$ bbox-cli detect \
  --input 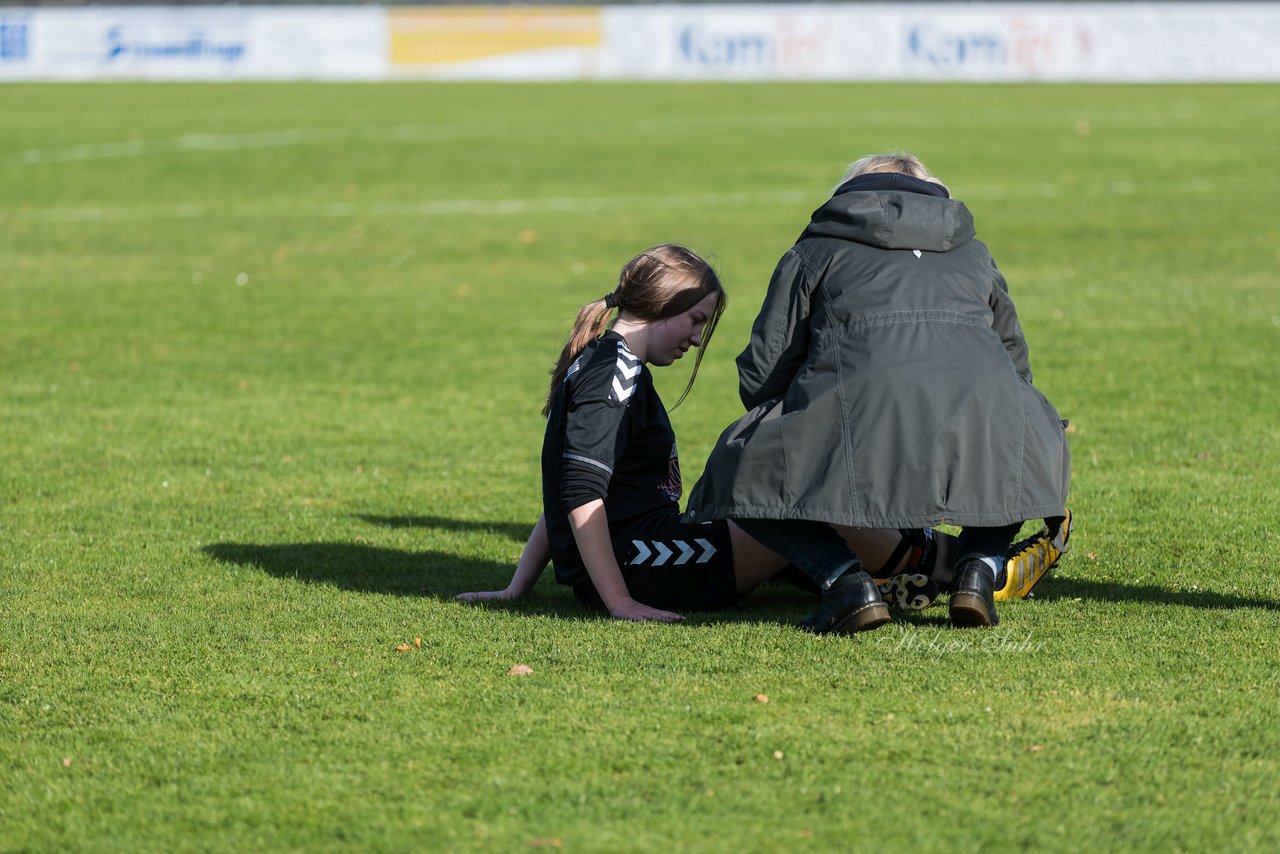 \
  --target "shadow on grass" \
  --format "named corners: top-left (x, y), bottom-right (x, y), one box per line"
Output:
top-left (202, 542), bottom-right (1276, 630)
top-left (202, 541), bottom-right (816, 627)
top-left (1036, 577), bottom-right (1280, 611)
top-left (355, 514), bottom-right (531, 542)
top-left (204, 542), bottom-right (522, 600)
